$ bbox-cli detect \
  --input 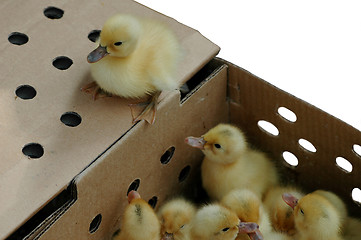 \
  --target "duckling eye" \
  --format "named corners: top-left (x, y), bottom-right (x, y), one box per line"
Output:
top-left (222, 227), bottom-right (229, 232)
top-left (300, 209), bottom-right (304, 215)
top-left (180, 225), bottom-right (185, 229)
top-left (214, 143), bottom-right (222, 149)
top-left (114, 41), bottom-right (123, 46)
